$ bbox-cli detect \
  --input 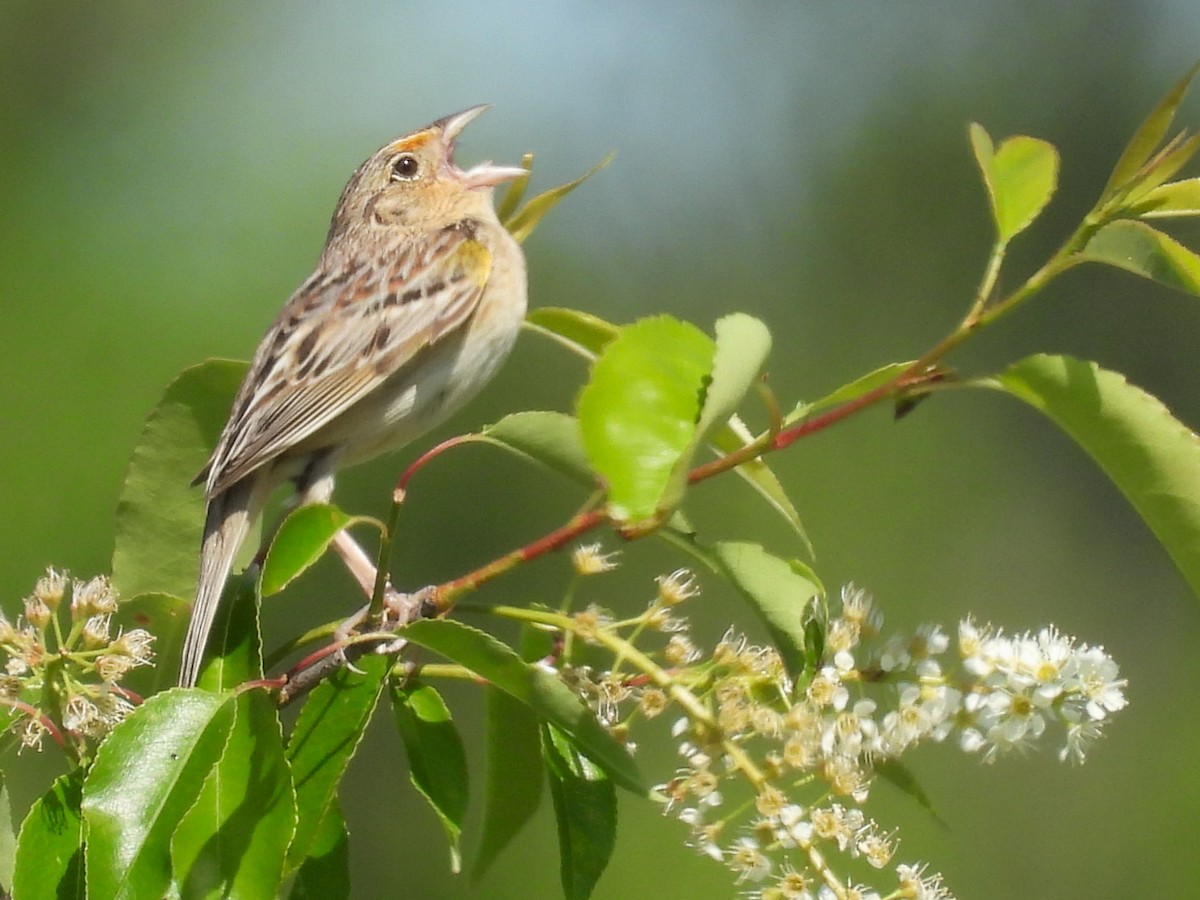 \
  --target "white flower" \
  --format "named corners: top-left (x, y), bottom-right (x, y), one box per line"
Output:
top-left (913, 624), bottom-right (949, 658)
top-left (896, 861), bottom-right (955, 899)
top-left (840, 584), bottom-right (878, 630)
top-left (807, 667), bottom-right (848, 711)
top-left (571, 542), bottom-right (619, 575)
top-left (1069, 646), bottom-right (1127, 720)
top-left (727, 836), bottom-right (772, 884)
top-left (958, 618), bottom-right (994, 676)
top-left (1059, 719), bottom-right (1104, 764)
top-left (855, 822), bottom-right (897, 869)
top-left (775, 803), bottom-right (813, 847)
top-left (656, 568), bottom-right (700, 606)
